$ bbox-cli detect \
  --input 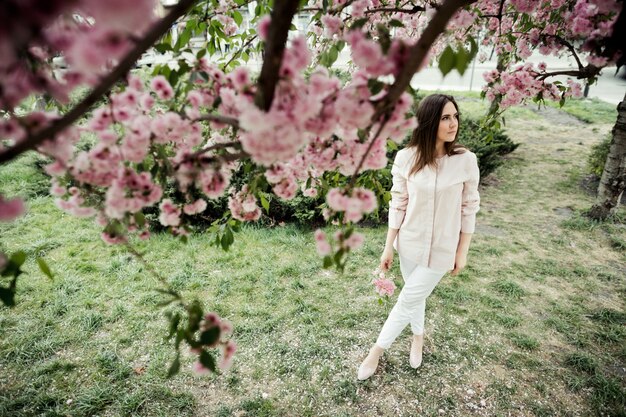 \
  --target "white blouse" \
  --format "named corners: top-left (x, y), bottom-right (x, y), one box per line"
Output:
top-left (389, 147), bottom-right (481, 272)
